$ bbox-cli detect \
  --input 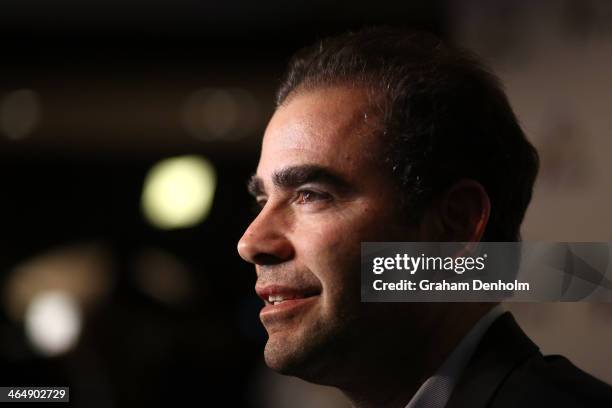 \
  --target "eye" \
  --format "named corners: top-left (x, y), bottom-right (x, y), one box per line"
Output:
top-left (256, 197), bottom-right (268, 207)
top-left (250, 196), bottom-right (267, 215)
top-left (295, 189), bottom-right (332, 205)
